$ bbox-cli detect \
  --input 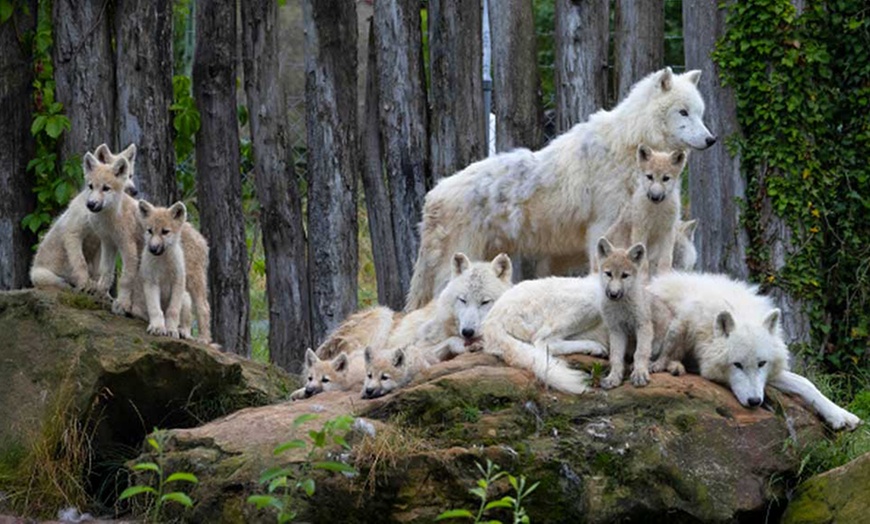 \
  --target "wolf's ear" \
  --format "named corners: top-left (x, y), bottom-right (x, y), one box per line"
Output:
top-left (169, 201), bottom-right (187, 223)
top-left (112, 157), bottom-right (130, 178)
top-left (120, 143), bottom-right (137, 163)
top-left (658, 67), bottom-right (674, 92)
top-left (392, 348), bottom-right (406, 368)
top-left (671, 150), bottom-right (687, 167)
top-left (94, 143), bottom-right (112, 164)
top-left (83, 152), bottom-right (98, 175)
top-left (714, 311), bottom-right (735, 338)
top-left (684, 69), bottom-right (702, 86)
top-left (762, 309), bottom-right (781, 335)
top-left (637, 144), bottom-right (652, 164)
top-left (597, 237), bottom-right (613, 261)
top-left (364, 346), bottom-right (374, 365)
top-left (138, 199), bottom-right (154, 219)
top-left (305, 348), bottom-right (318, 368)
top-left (332, 353), bottom-right (349, 373)
top-left (452, 253), bottom-right (471, 276)
top-left (680, 219), bottom-right (698, 240)
top-left (491, 253), bottom-right (512, 282)
top-left (628, 243), bottom-right (646, 265)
